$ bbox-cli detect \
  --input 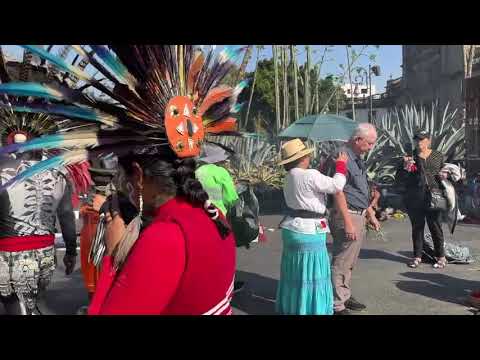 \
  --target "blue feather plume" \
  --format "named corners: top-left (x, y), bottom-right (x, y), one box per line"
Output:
top-left (21, 45), bottom-right (92, 82)
top-left (1, 103), bottom-right (118, 126)
top-left (90, 45), bottom-right (137, 88)
top-left (0, 150), bottom-right (88, 193)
